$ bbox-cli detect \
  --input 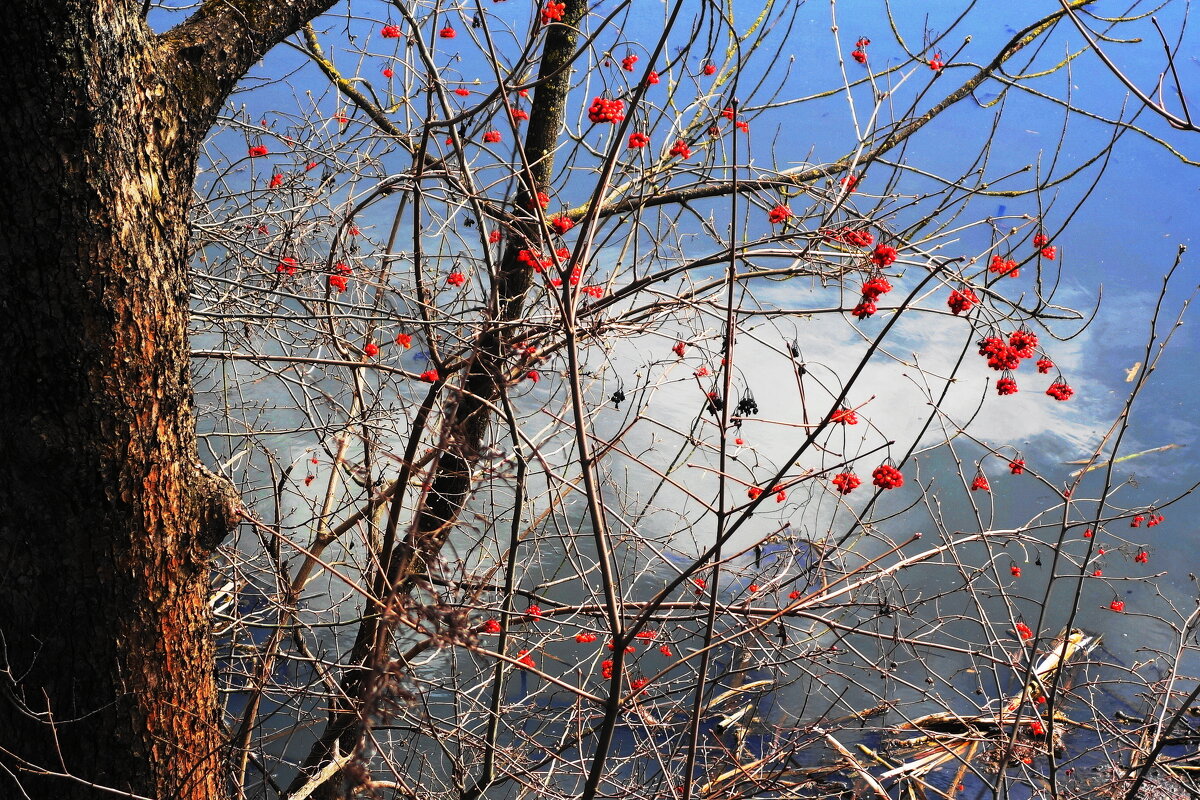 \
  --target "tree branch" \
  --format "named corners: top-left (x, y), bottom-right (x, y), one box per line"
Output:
top-left (155, 0), bottom-right (341, 135)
